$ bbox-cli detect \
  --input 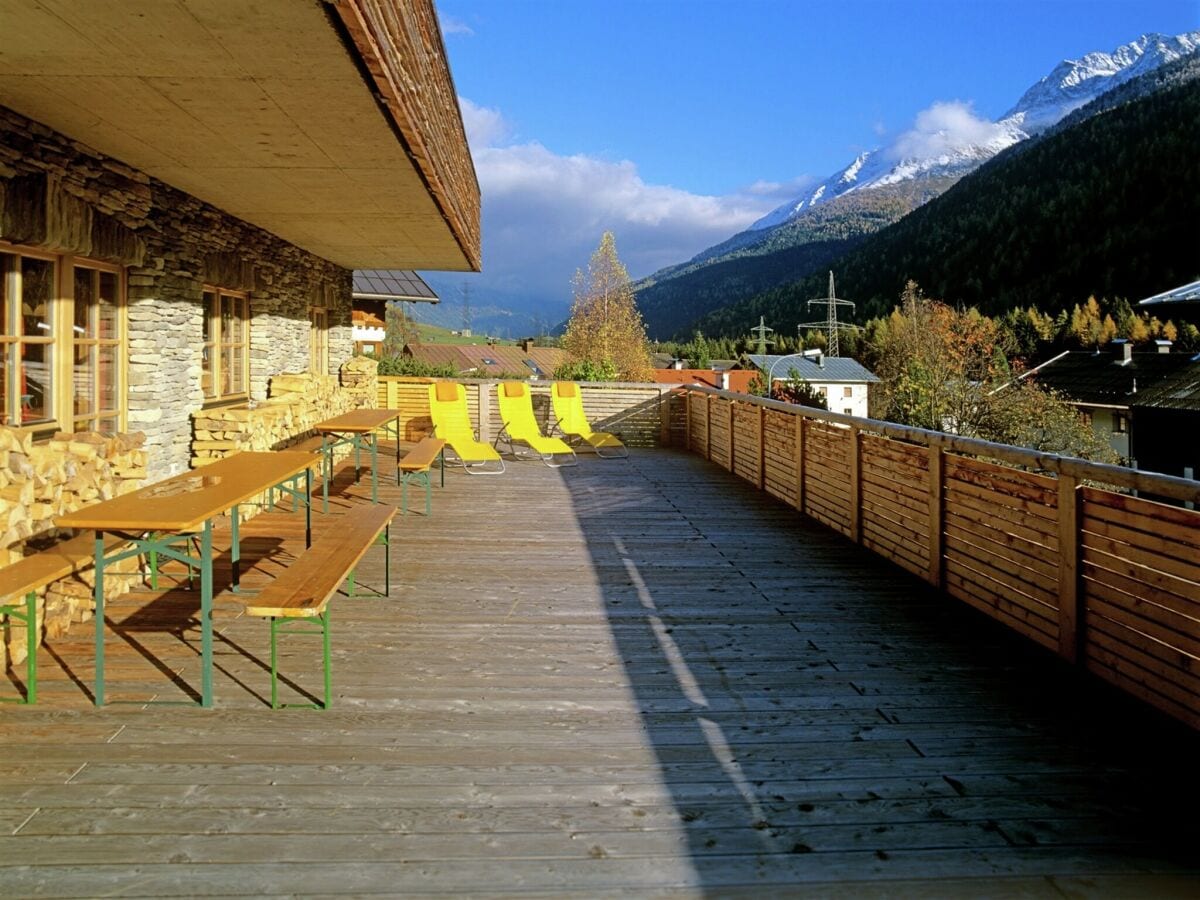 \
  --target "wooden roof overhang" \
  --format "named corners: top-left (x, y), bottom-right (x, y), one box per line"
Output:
top-left (0, 0), bottom-right (480, 272)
